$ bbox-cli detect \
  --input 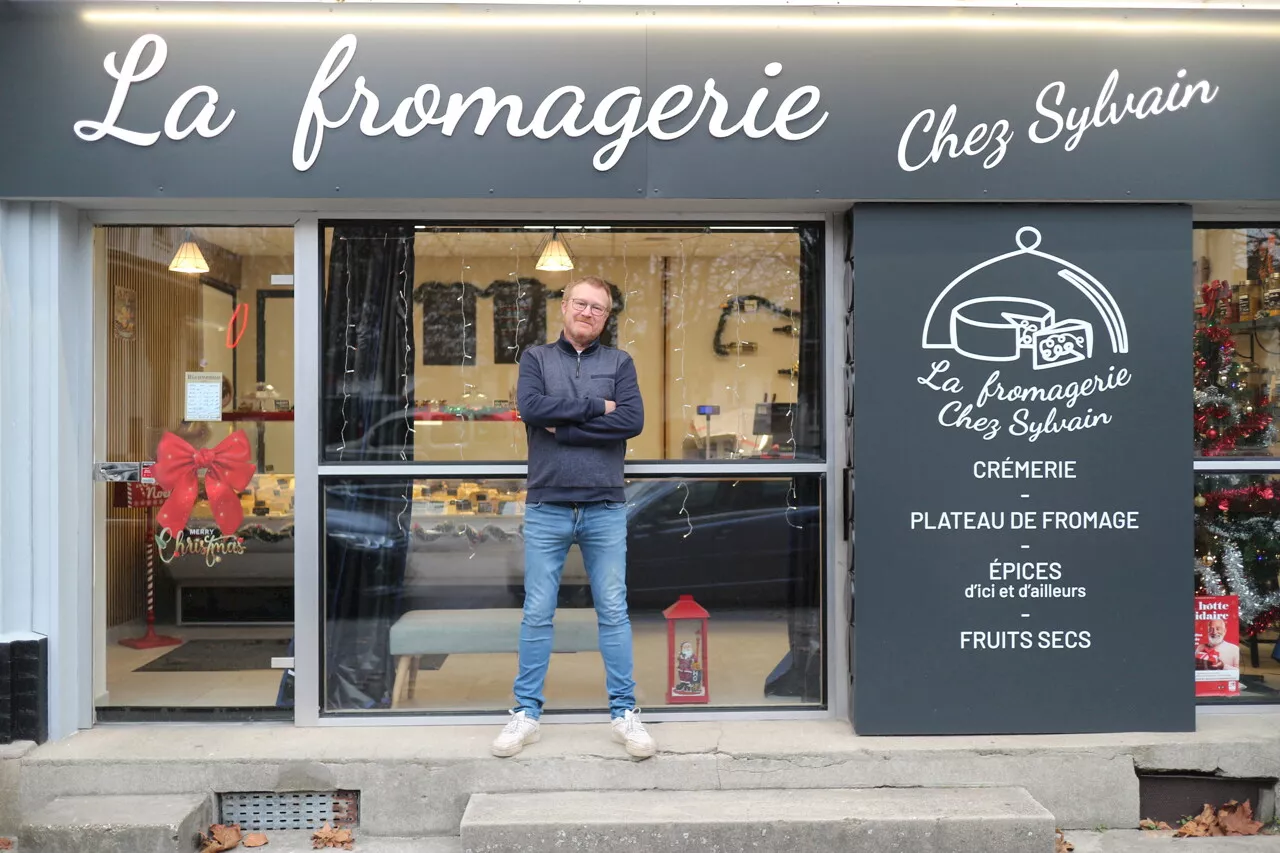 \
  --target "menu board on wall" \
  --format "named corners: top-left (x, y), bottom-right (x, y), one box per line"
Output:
top-left (852, 204), bottom-right (1192, 734)
top-left (491, 279), bottom-right (547, 364)
top-left (421, 282), bottom-right (477, 366)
